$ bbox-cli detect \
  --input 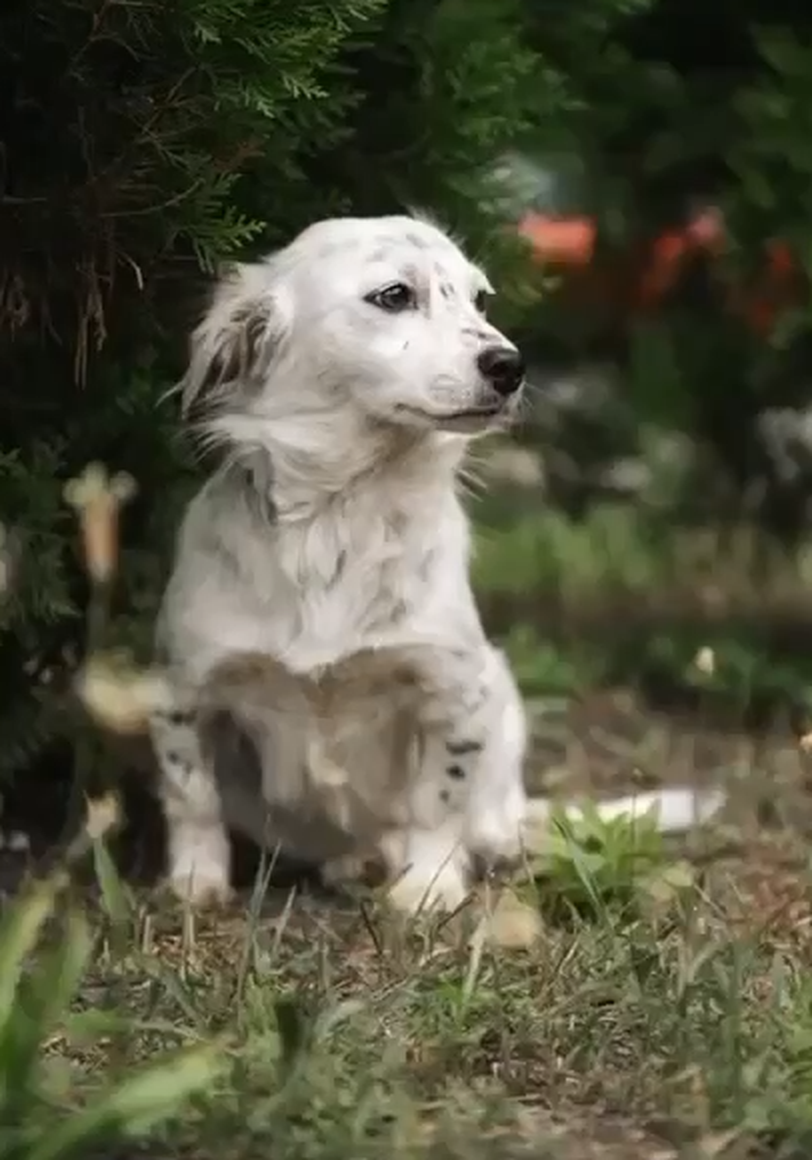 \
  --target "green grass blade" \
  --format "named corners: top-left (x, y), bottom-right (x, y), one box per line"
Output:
top-left (0, 879), bottom-right (63, 1034)
top-left (26, 1046), bottom-right (223, 1160)
top-left (91, 837), bottom-right (134, 929)
top-left (2, 909), bottom-right (92, 1109)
